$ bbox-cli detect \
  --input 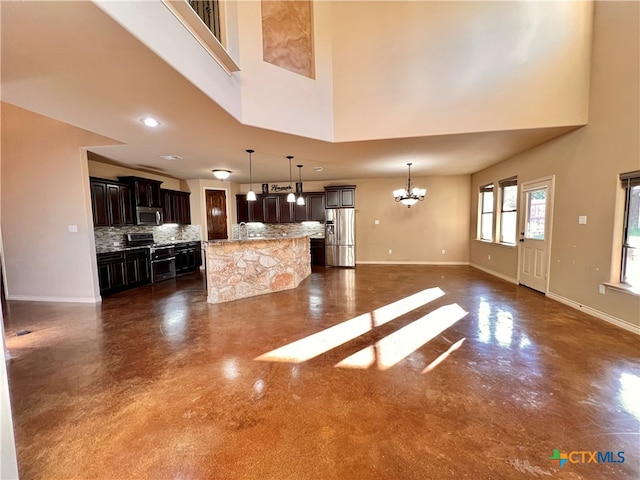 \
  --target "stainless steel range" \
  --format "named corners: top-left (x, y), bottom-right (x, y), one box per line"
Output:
top-left (126, 233), bottom-right (176, 284)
